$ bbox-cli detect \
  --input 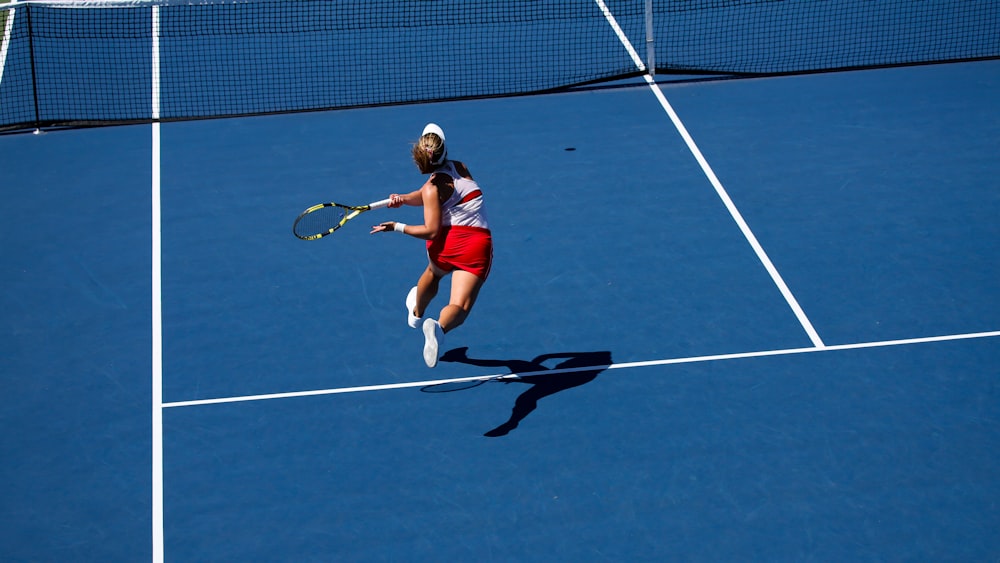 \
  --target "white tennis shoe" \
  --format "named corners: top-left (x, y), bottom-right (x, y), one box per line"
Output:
top-left (422, 319), bottom-right (444, 368)
top-left (405, 287), bottom-right (421, 329)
